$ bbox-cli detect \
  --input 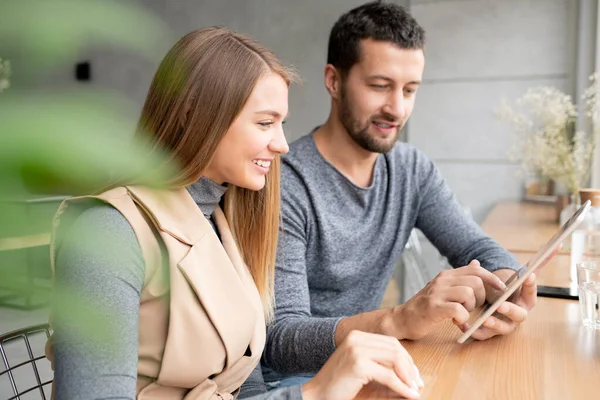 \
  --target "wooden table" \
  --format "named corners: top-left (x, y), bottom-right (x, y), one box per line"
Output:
top-left (358, 297), bottom-right (600, 399)
top-left (480, 201), bottom-right (565, 254)
top-left (358, 201), bottom-right (600, 399)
